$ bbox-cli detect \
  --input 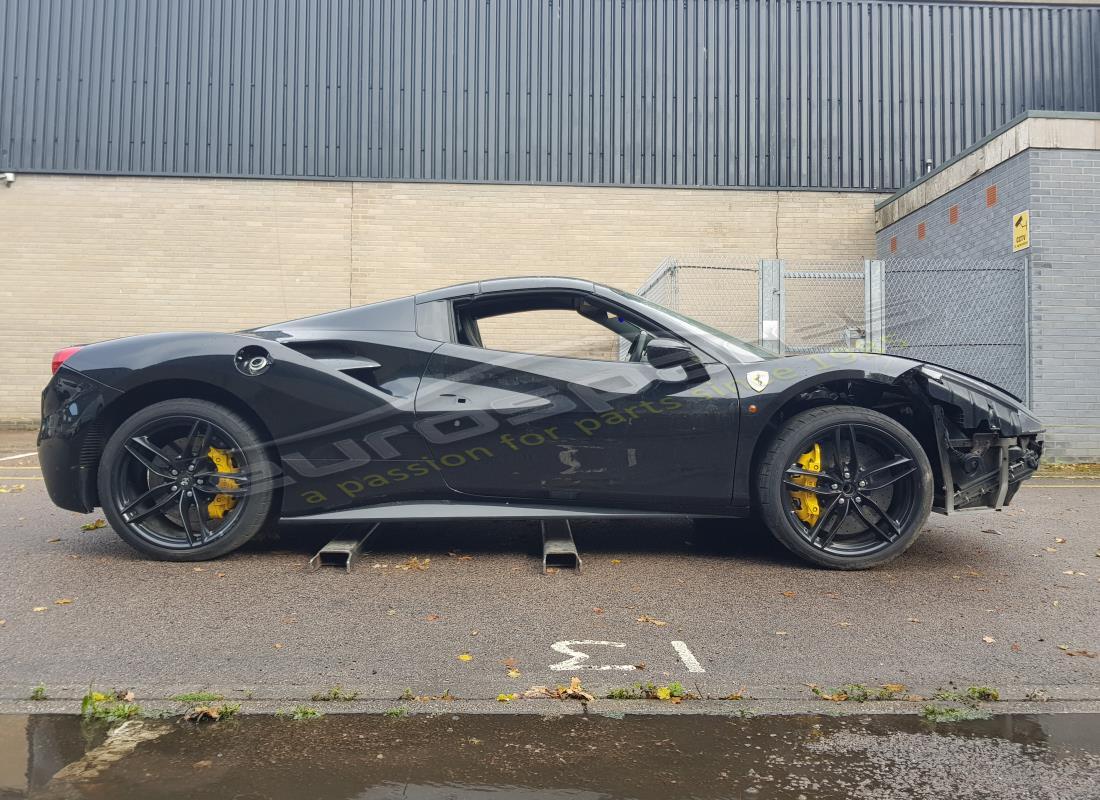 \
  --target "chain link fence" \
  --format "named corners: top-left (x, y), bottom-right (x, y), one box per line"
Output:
top-left (882, 258), bottom-right (1029, 400)
top-left (780, 262), bottom-right (867, 354)
top-left (634, 255), bottom-right (1029, 400)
